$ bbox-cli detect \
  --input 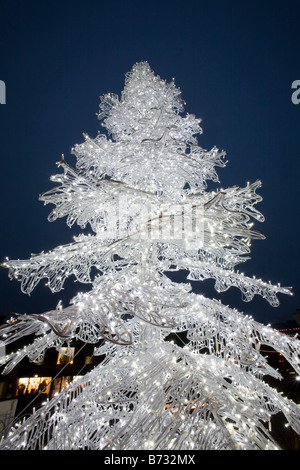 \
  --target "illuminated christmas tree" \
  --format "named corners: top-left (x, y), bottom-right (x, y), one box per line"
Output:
top-left (1, 62), bottom-right (300, 450)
